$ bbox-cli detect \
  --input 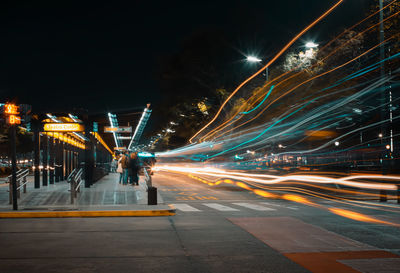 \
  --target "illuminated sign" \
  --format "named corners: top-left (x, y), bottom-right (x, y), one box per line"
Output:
top-left (117, 136), bottom-right (131, 139)
top-left (43, 123), bottom-right (84, 132)
top-left (138, 152), bottom-right (155, 158)
top-left (4, 103), bottom-right (19, 115)
top-left (7, 115), bottom-right (21, 125)
top-left (104, 126), bottom-right (132, 133)
top-left (113, 146), bottom-right (127, 150)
